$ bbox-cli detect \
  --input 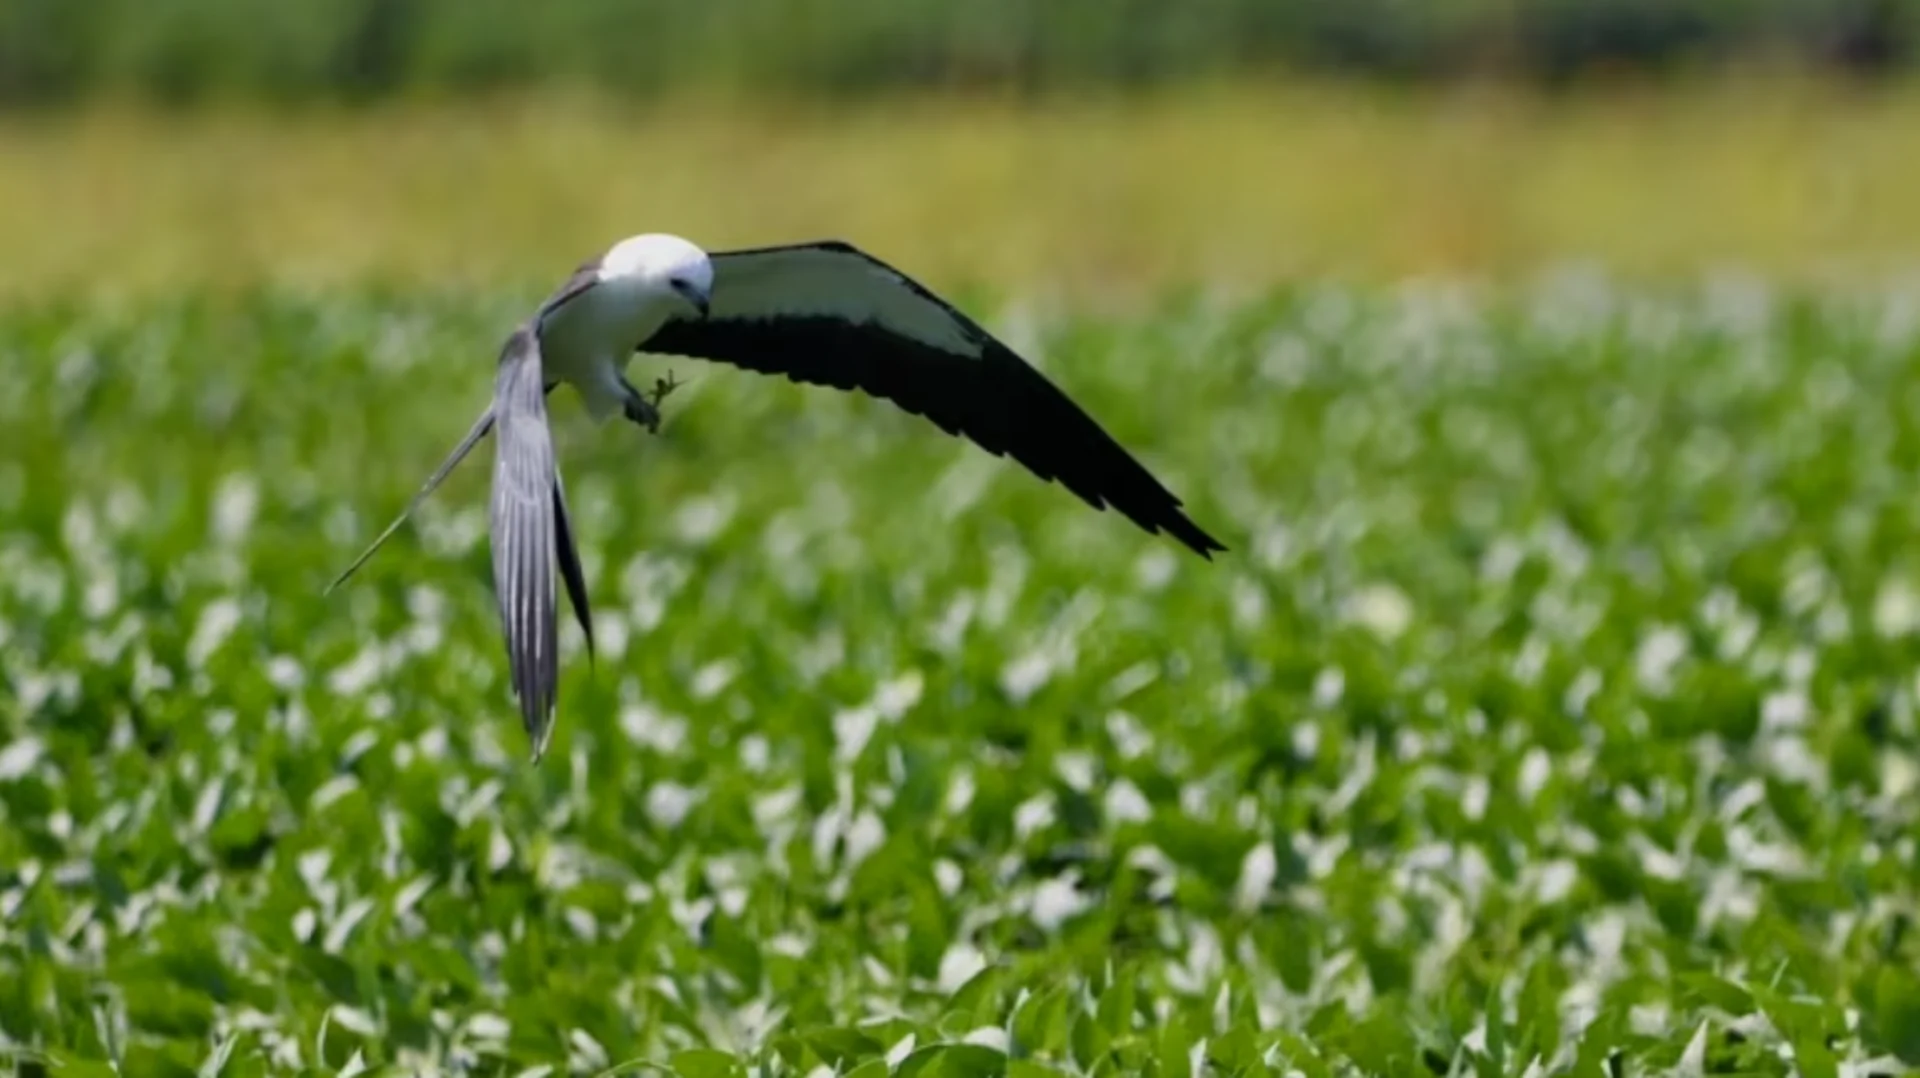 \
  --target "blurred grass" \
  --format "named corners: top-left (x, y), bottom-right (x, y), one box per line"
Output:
top-left (4, 76), bottom-right (1920, 302)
